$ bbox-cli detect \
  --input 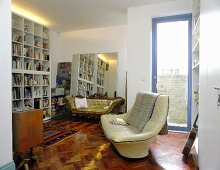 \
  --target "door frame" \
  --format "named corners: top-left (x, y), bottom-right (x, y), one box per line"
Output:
top-left (152, 14), bottom-right (192, 132)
